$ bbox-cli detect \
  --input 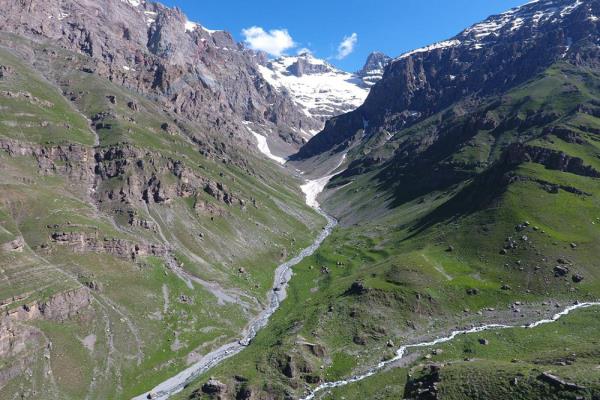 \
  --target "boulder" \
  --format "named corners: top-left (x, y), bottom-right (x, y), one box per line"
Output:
top-left (554, 265), bottom-right (569, 277)
top-left (538, 372), bottom-right (586, 390)
top-left (347, 281), bottom-right (368, 295)
top-left (353, 335), bottom-right (367, 345)
top-left (201, 378), bottom-right (227, 395)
